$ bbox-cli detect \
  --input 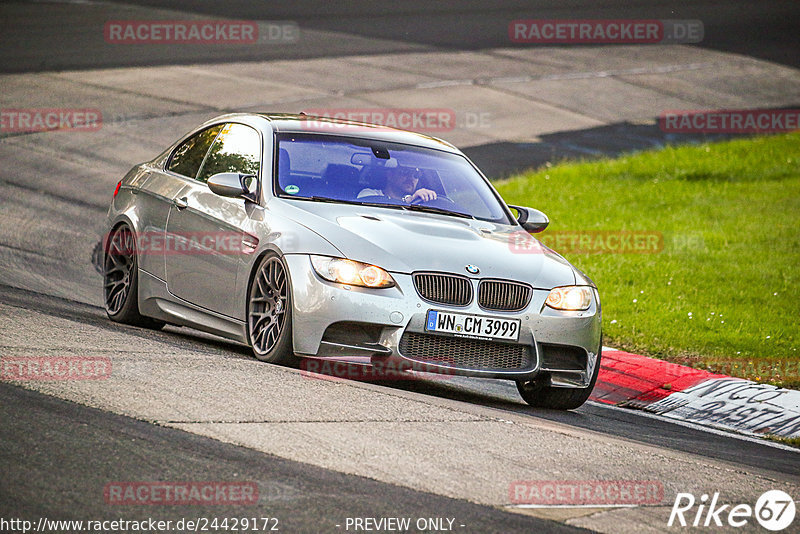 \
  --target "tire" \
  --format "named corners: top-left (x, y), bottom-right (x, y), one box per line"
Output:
top-left (516, 347), bottom-right (602, 410)
top-left (103, 224), bottom-right (165, 329)
top-left (247, 253), bottom-right (296, 365)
